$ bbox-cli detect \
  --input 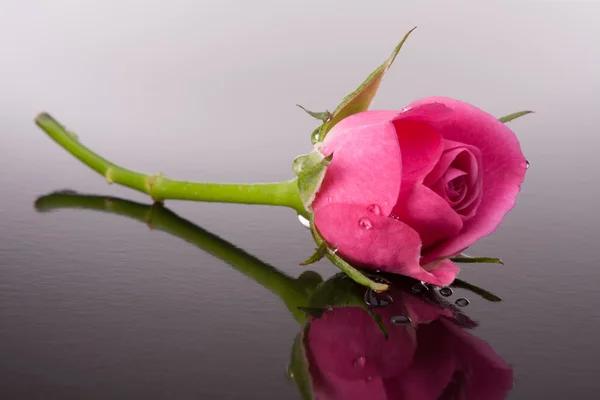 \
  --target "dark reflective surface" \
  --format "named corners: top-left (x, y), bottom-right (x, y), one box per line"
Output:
top-left (2, 2), bottom-right (600, 399)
